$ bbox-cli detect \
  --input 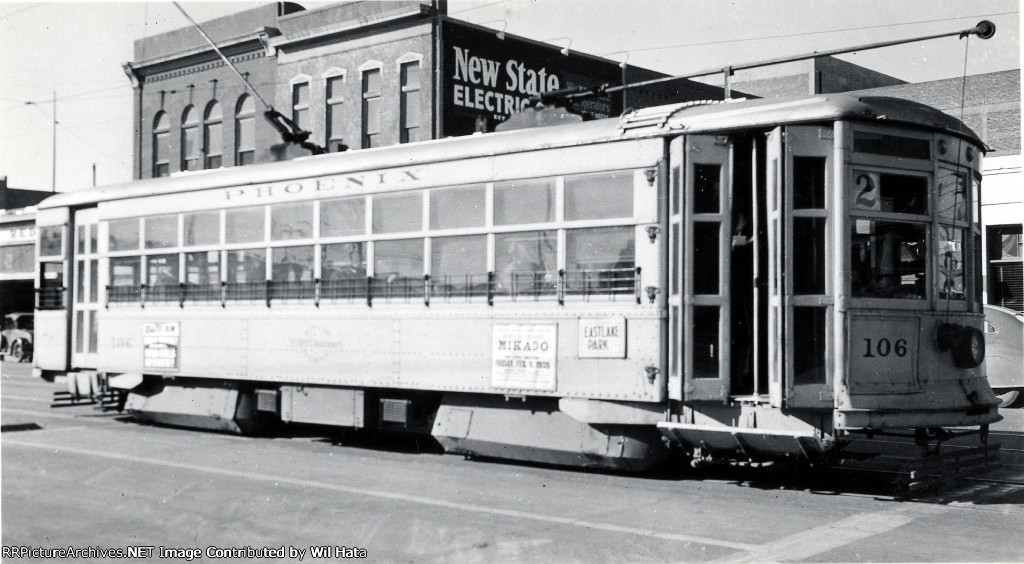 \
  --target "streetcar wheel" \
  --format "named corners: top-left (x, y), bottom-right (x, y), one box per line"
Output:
top-left (10, 340), bottom-right (24, 362)
top-left (997, 390), bottom-right (1021, 408)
